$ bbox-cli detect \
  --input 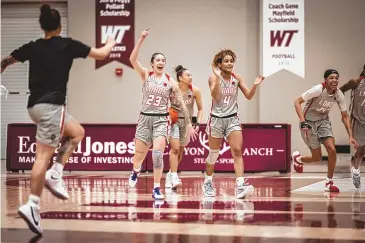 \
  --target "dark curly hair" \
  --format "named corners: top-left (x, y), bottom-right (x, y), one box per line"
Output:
top-left (212, 49), bottom-right (237, 67)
